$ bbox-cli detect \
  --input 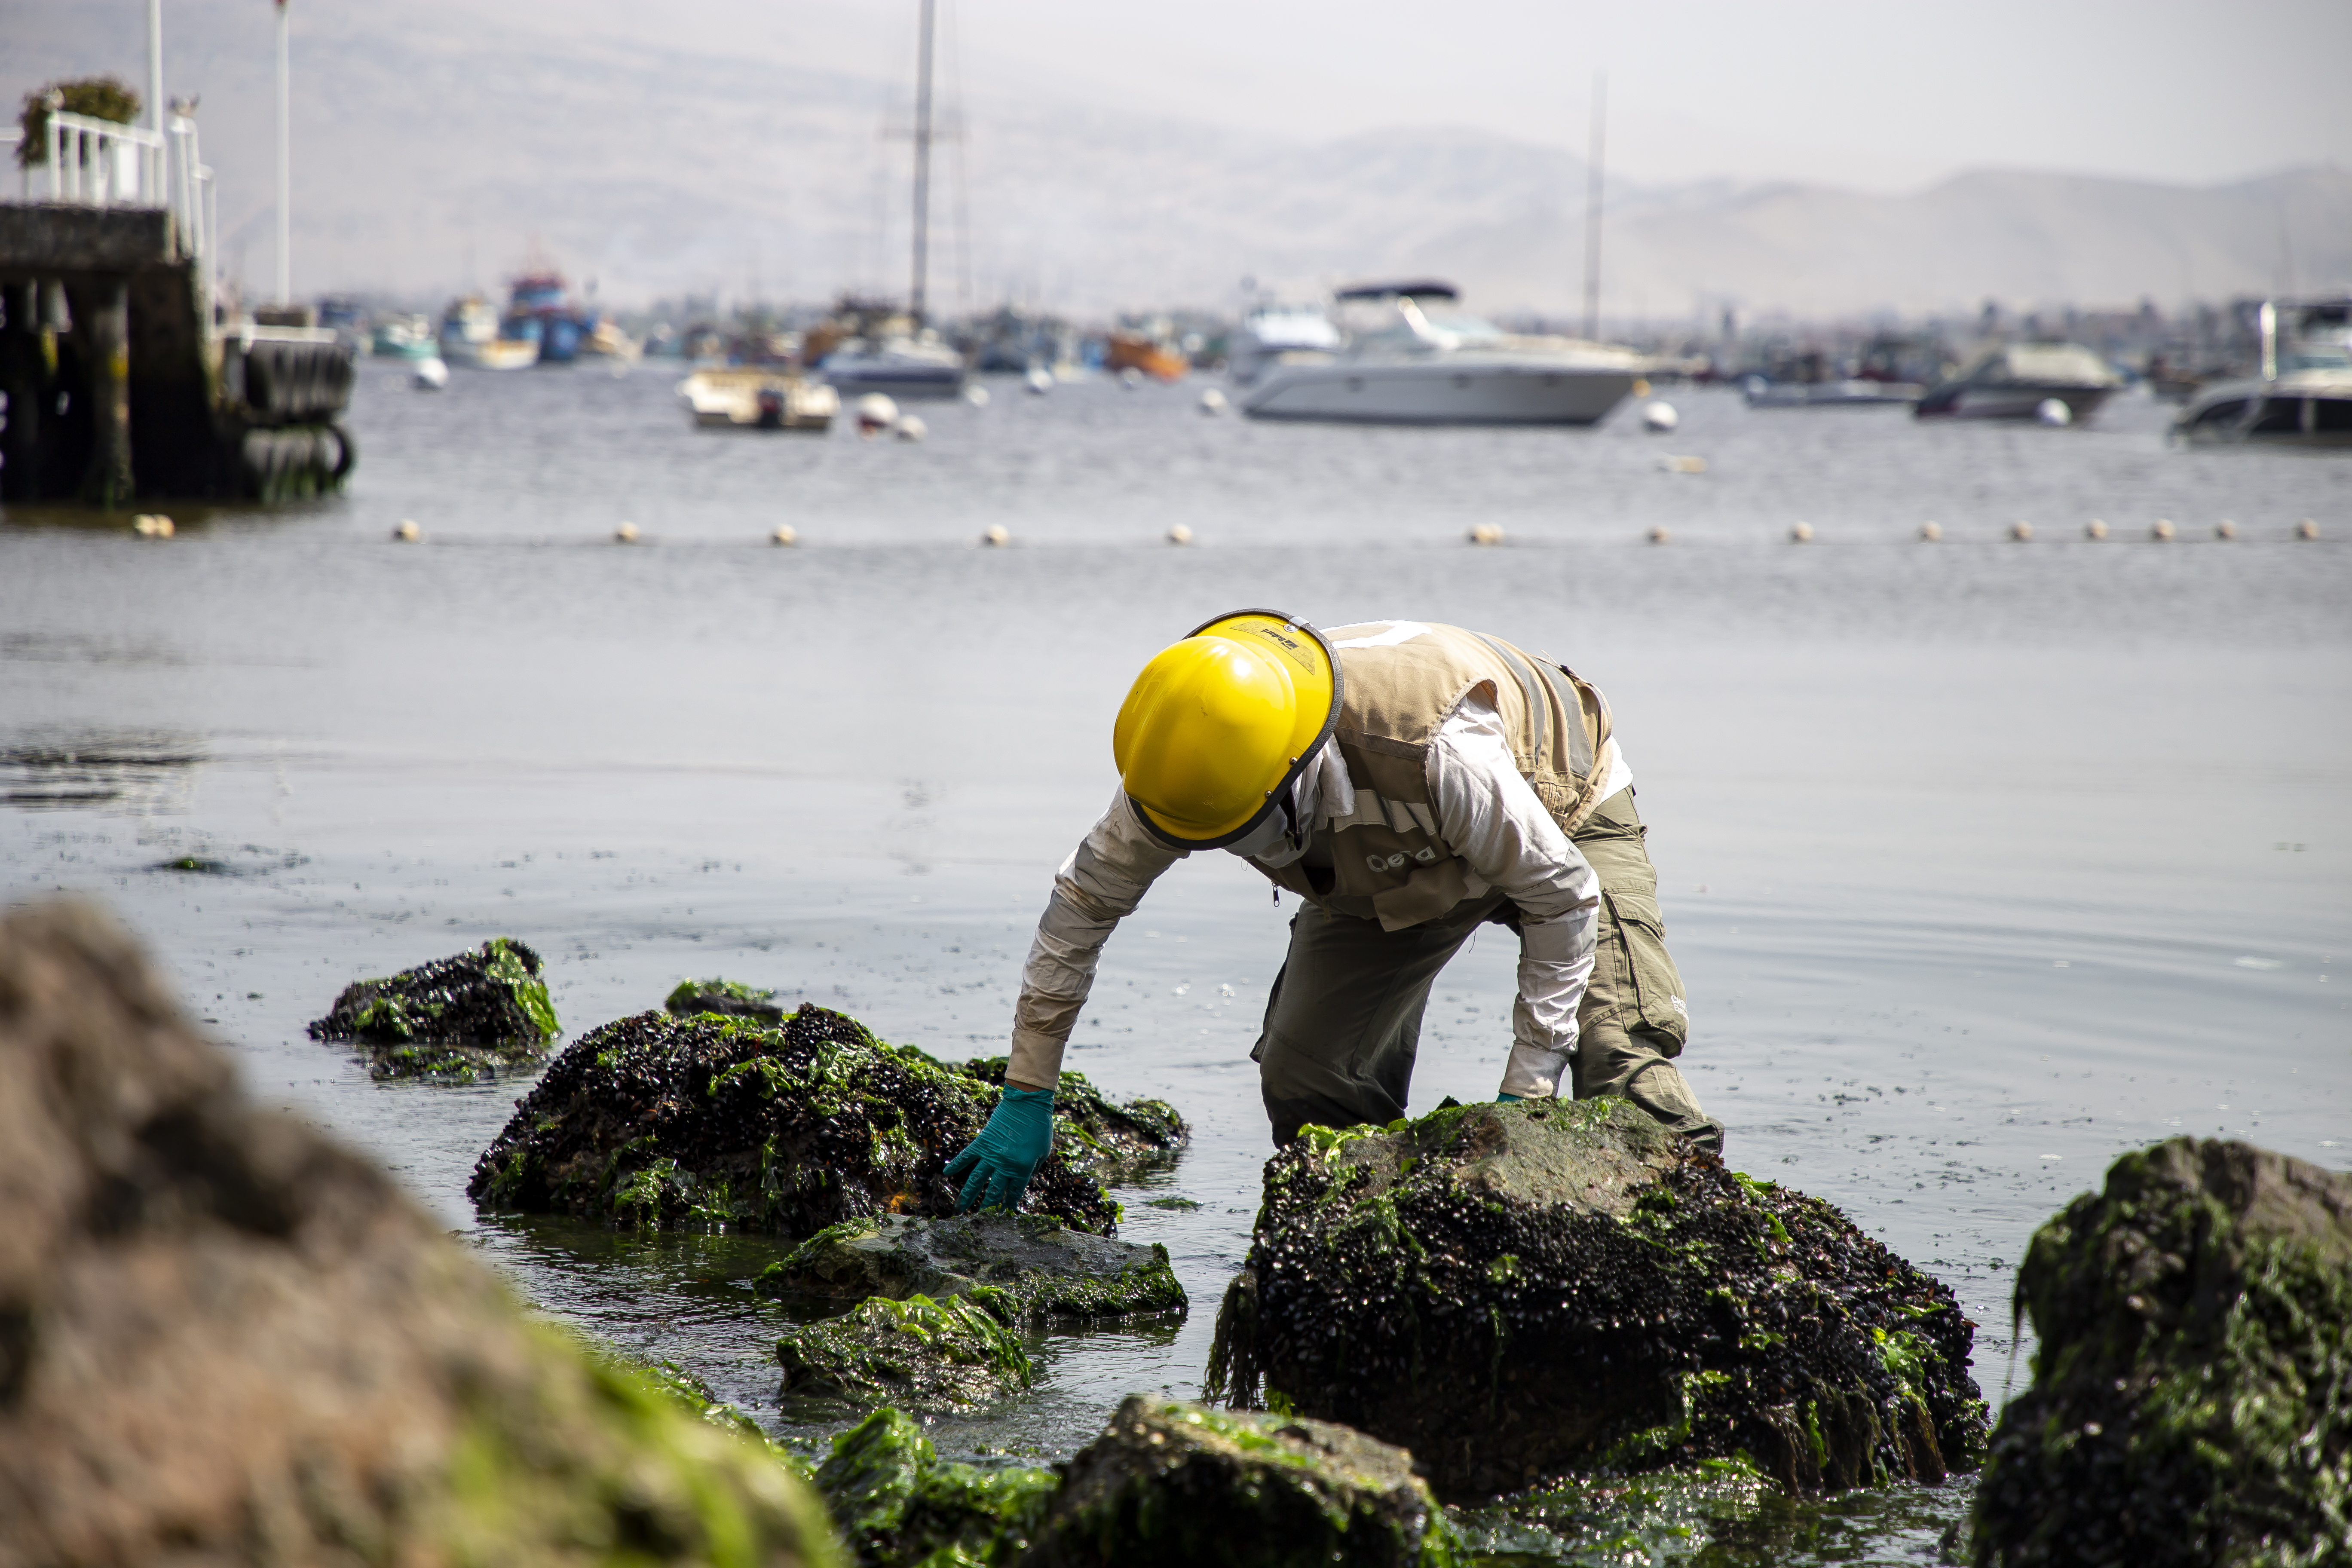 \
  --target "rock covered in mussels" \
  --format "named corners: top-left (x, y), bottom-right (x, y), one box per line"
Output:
top-left (1205, 1098), bottom-right (1987, 1500)
top-left (962, 1056), bottom-right (1189, 1182)
top-left (777, 1289), bottom-right (1032, 1410)
top-left (1025, 1396), bottom-right (1466, 1568)
top-left (1969, 1137), bottom-right (2352, 1568)
top-left (759, 1212), bottom-right (1185, 1319)
top-left (667, 975), bottom-right (786, 1023)
top-left (307, 936), bottom-right (558, 1081)
top-left (0, 899), bottom-right (832, 1567)
top-left (466, 1004), bottom-right (1118, 1238)
top-left (815, 1406), bottom-right (1058, 1568)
